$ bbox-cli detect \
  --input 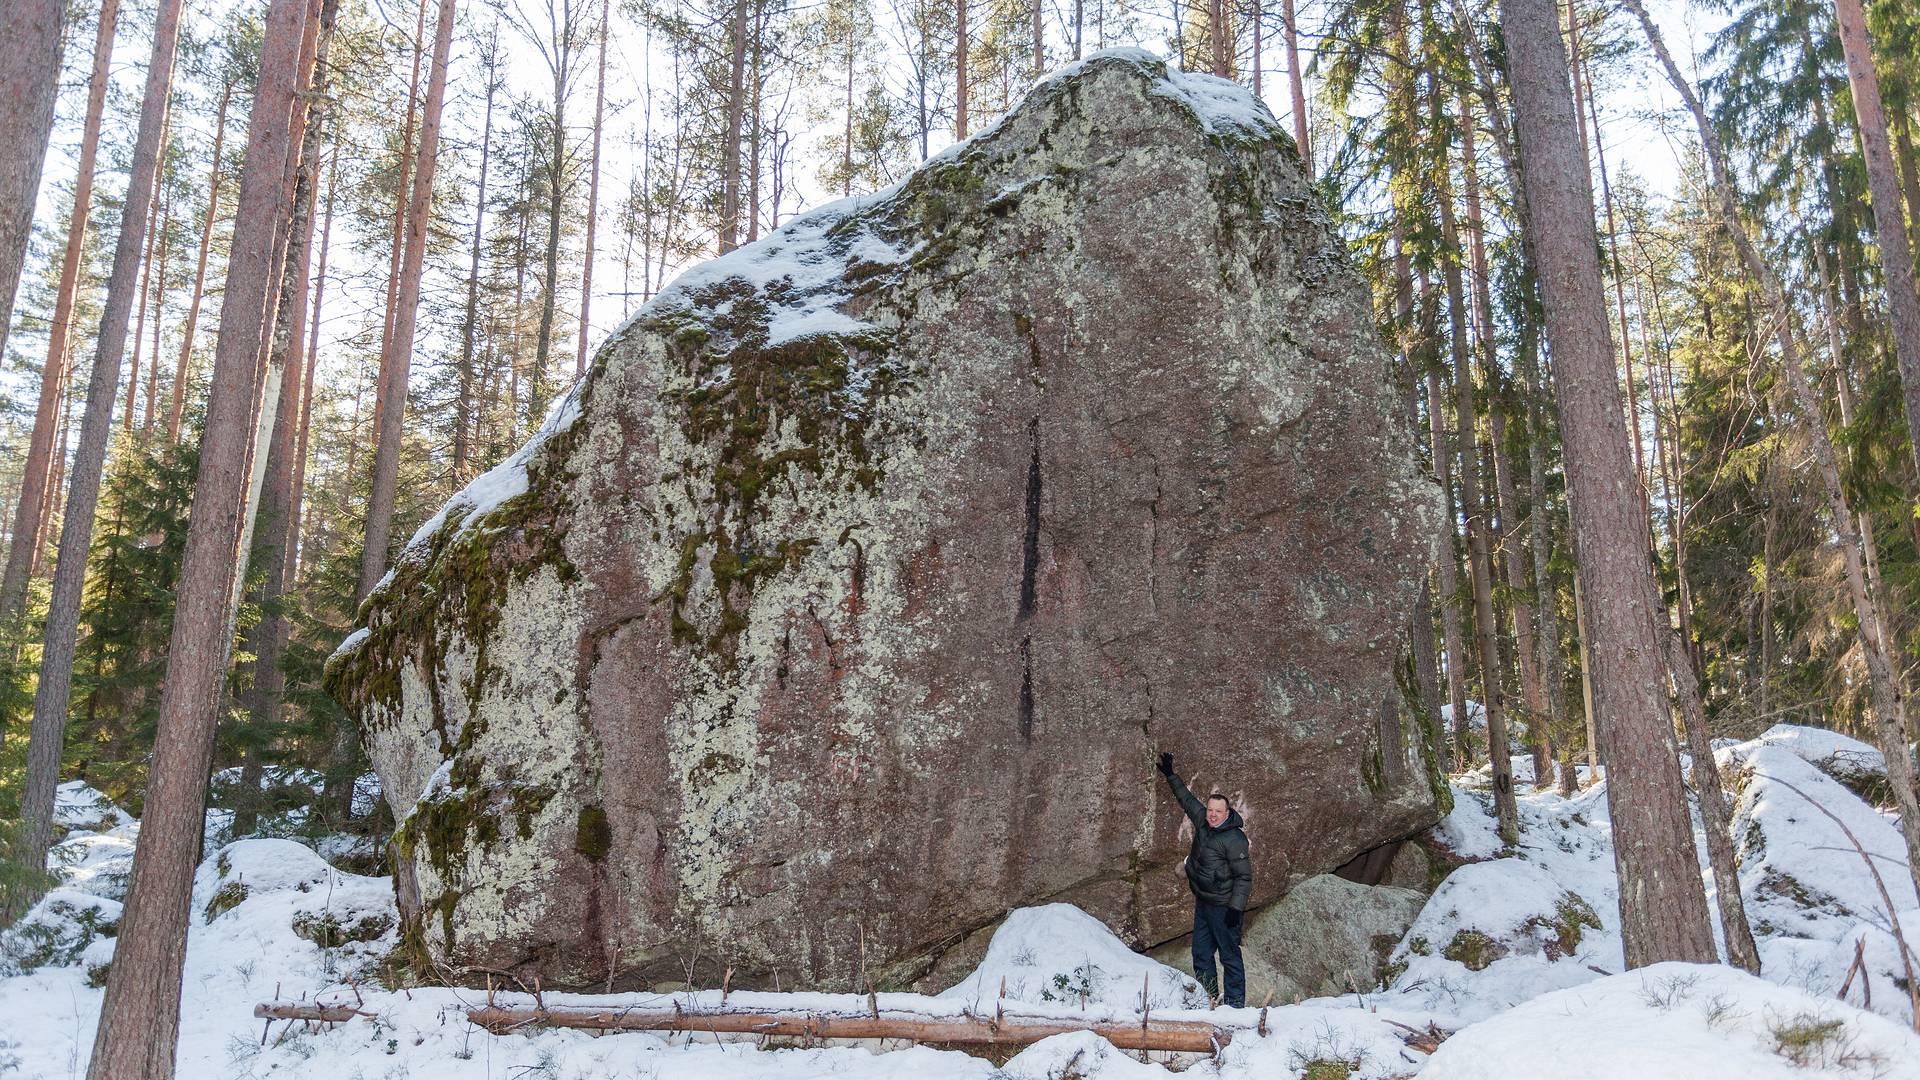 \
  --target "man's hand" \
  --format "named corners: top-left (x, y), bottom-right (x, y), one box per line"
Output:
top-left (1157, 752), bottom-right (1175, 777)
top-left (1225, 908), bottom-right (1242, 930)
